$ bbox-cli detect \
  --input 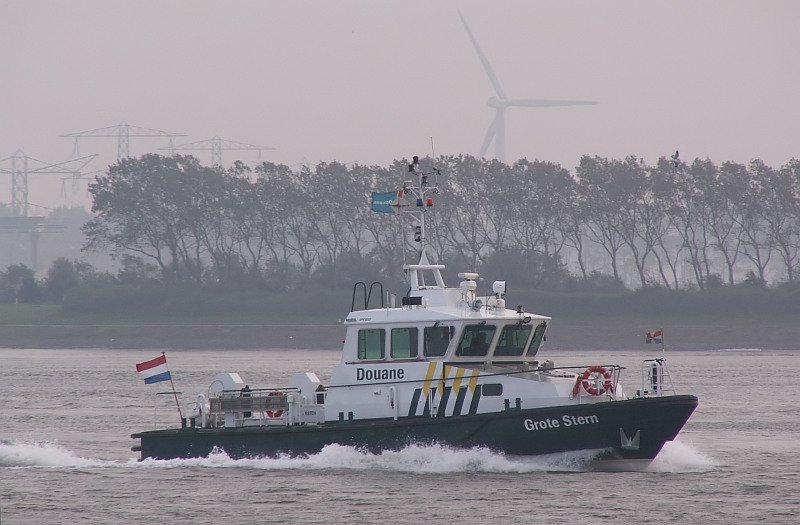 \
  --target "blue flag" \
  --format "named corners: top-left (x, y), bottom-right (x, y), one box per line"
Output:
top-left (371, 191), bottom-right (397, 214)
